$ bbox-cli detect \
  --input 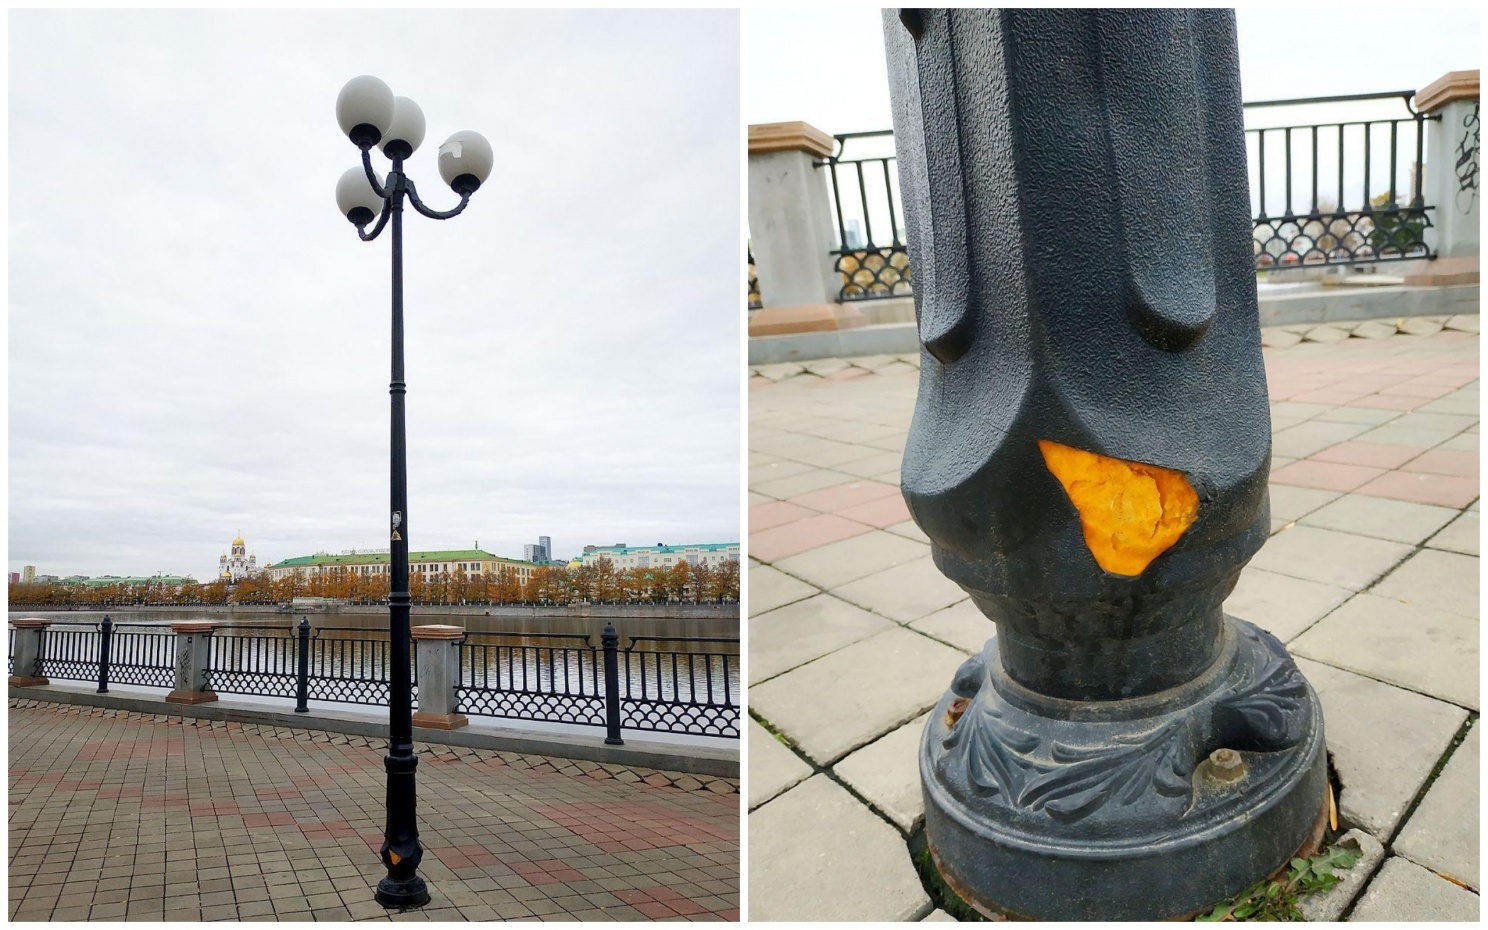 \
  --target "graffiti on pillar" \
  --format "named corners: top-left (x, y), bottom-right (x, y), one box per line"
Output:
top-left (1455, 102), bottom-right (1480, 214)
